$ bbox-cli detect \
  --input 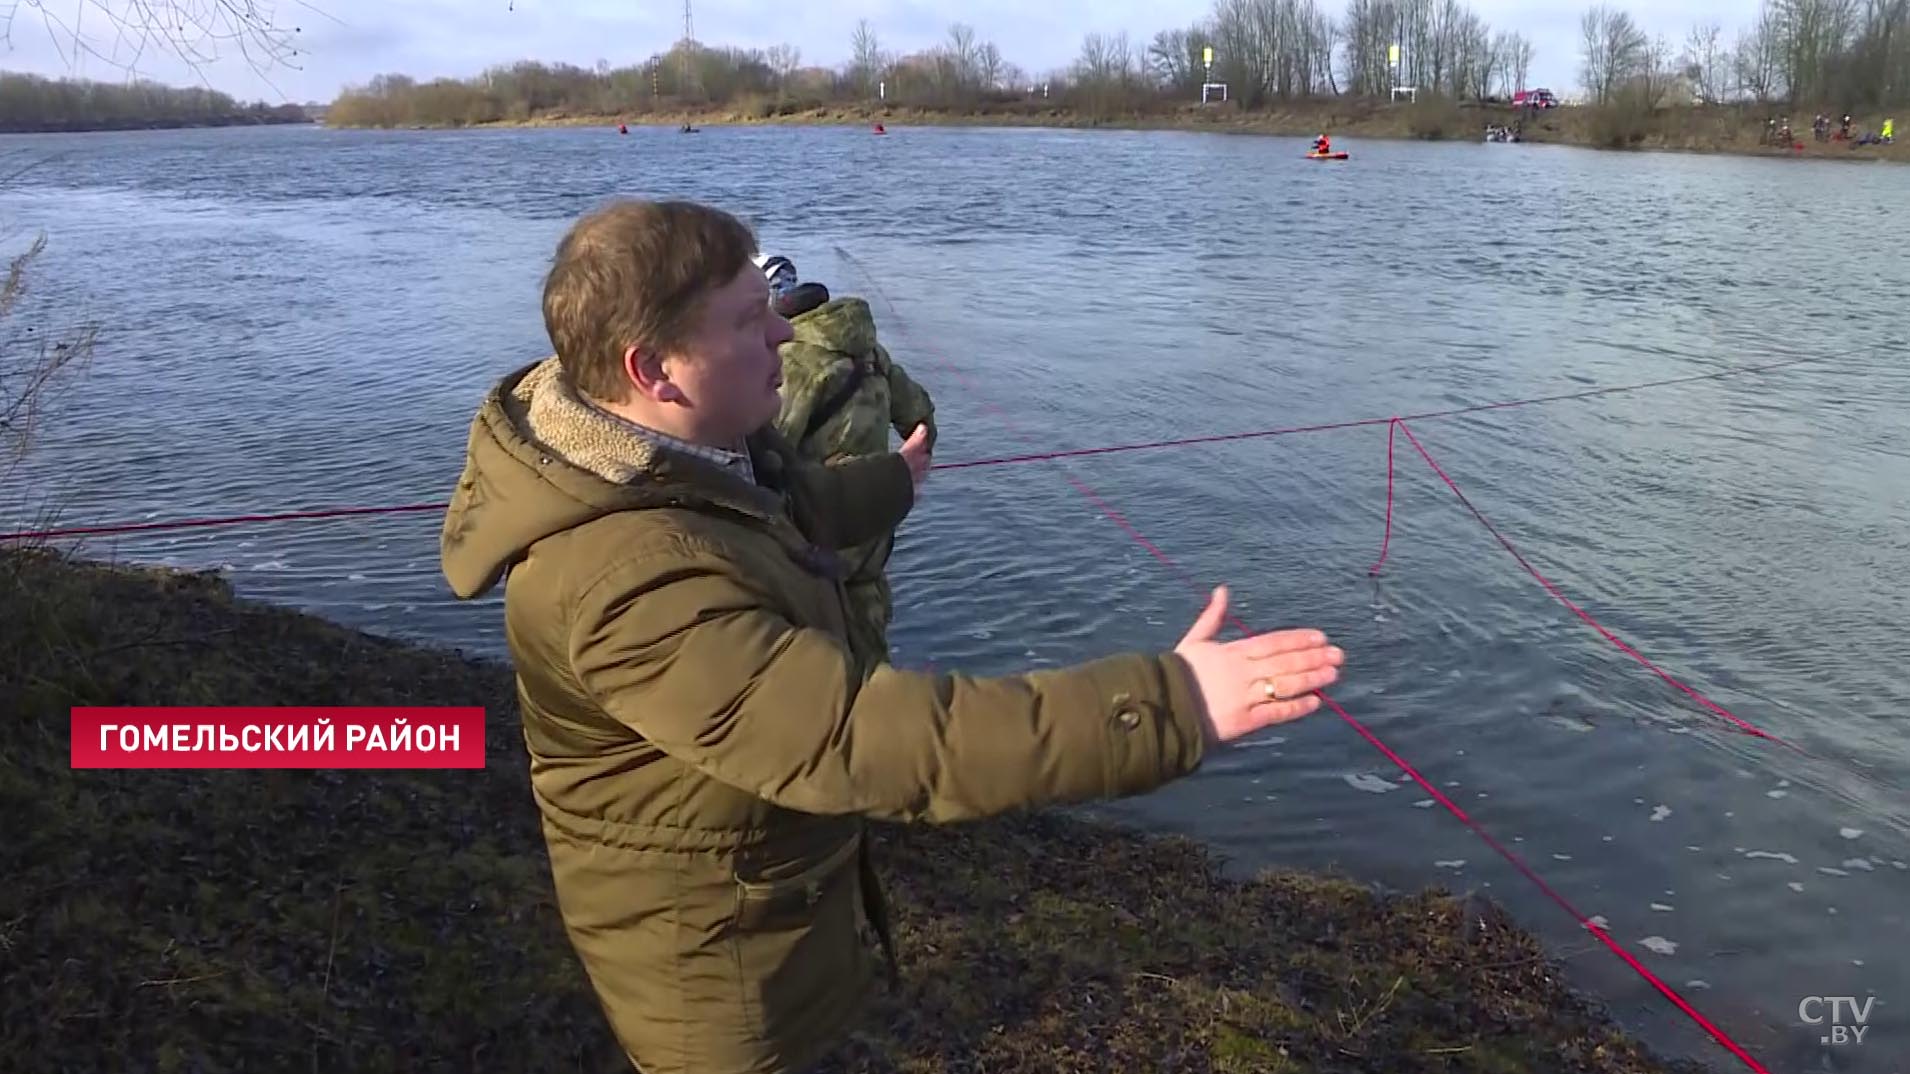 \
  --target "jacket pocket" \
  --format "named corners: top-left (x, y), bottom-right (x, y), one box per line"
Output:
top-left (732, 828), bottom-right (862, 932)
top-left (729, 828), bottom-right (871, 1044)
